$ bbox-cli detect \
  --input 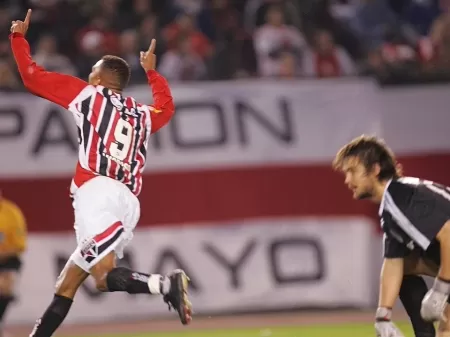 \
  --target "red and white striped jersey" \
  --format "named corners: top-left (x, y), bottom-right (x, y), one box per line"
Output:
top-left (69, 86), bottom-right (152, 196)
top-left (10, 32), bottom-right (175, 196)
